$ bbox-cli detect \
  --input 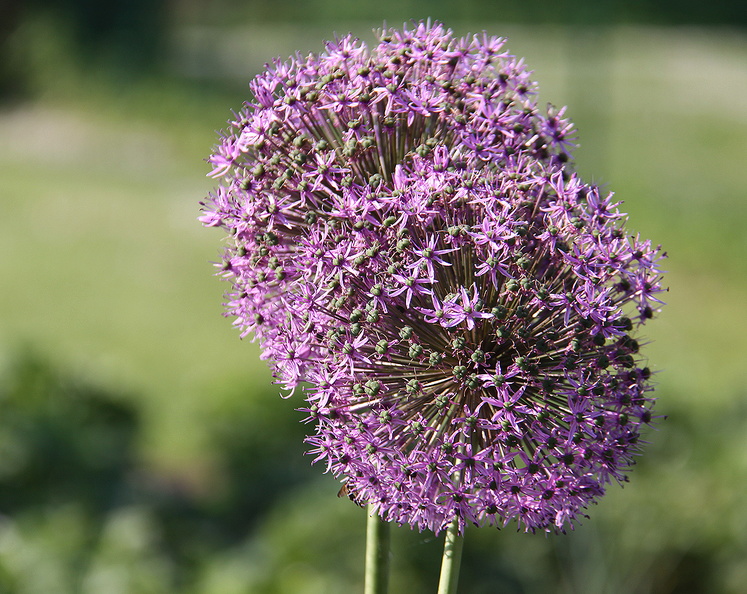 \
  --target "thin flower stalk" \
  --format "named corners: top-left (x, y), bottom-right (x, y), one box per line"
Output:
top-left (365, 504), bottom-right (391, 594)
top-left (437, 518), bottom-right (464, 594)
